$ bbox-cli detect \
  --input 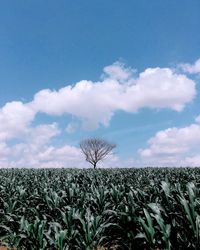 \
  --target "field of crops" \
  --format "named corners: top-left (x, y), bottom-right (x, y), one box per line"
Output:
top-left (0, 168), bottom-right (200, 249)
